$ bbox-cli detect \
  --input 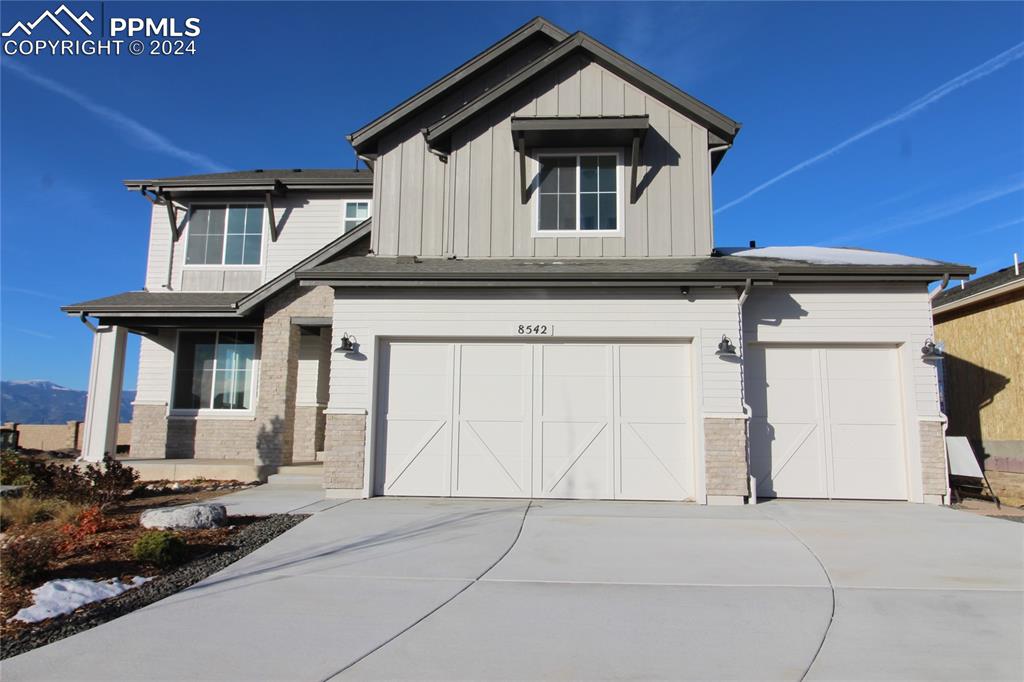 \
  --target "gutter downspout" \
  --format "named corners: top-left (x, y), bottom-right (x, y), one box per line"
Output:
top-left (736, 278), bottom-right (757, 504)
top-left (78, 312), bottom-right (100, 334)
top-left (929, 273), bottom-right (950, 301)
top-left (927, 272), bottom-right (951, 503)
